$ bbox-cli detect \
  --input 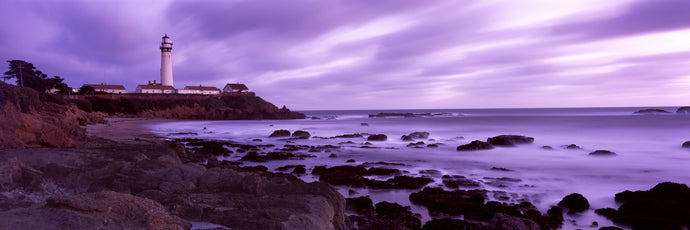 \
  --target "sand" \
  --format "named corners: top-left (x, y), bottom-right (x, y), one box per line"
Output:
top-left (85, 117), bottom-right (176, 144)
